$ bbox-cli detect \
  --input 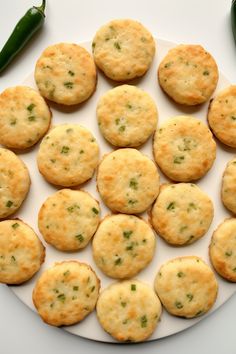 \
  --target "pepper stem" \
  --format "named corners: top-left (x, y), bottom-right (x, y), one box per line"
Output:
top-left (36, 0), bottom-right (46, 14)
